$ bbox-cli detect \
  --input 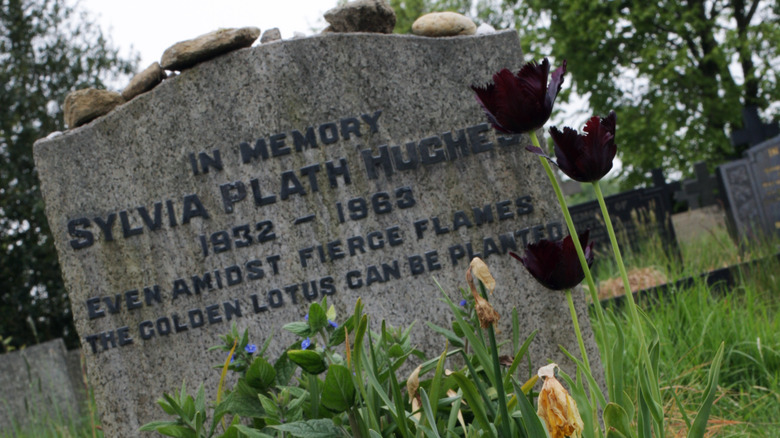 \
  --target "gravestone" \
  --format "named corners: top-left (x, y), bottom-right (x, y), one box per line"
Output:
top-left (674, 161), bottom-right (720, 209)
top-left (0, 339), bottom-right (82, 432)
top-left (730, 105), bottom-right (779, 149)
top-left (33, 31), bottom-right (602, 436)
top-left (719, 135), bottom-right (780, 238)
top-left (569, 171), bottom-right (678, 256)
